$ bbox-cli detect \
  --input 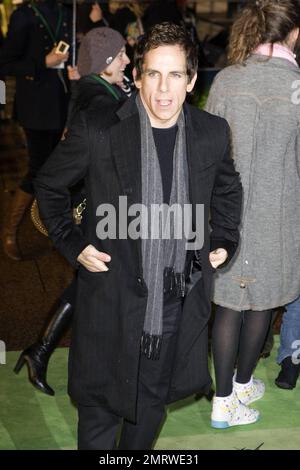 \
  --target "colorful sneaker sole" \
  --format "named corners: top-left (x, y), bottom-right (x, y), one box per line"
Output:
top-left (211, 413), bottom-right (260, 429)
